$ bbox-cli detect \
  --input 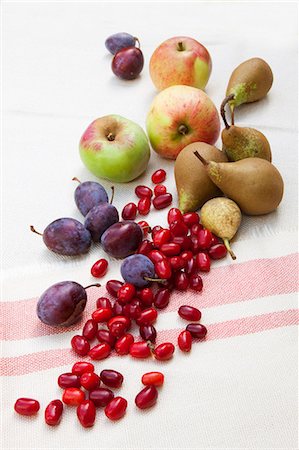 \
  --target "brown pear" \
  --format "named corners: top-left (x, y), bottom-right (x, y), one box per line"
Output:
top-left (222, 125), bottom-right (272, 162)
top-left (194, 152), bottom-right (284, 215)
top-left (201, 197), bottom-right (242, 260)
top-left (174, 142), bottom-right (228, 213)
